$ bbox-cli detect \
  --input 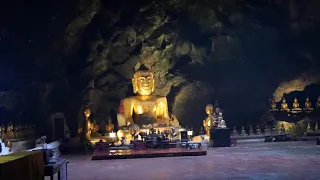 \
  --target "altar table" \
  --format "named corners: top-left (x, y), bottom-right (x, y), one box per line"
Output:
top-left (0, 151), bottom-right (44, 180)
